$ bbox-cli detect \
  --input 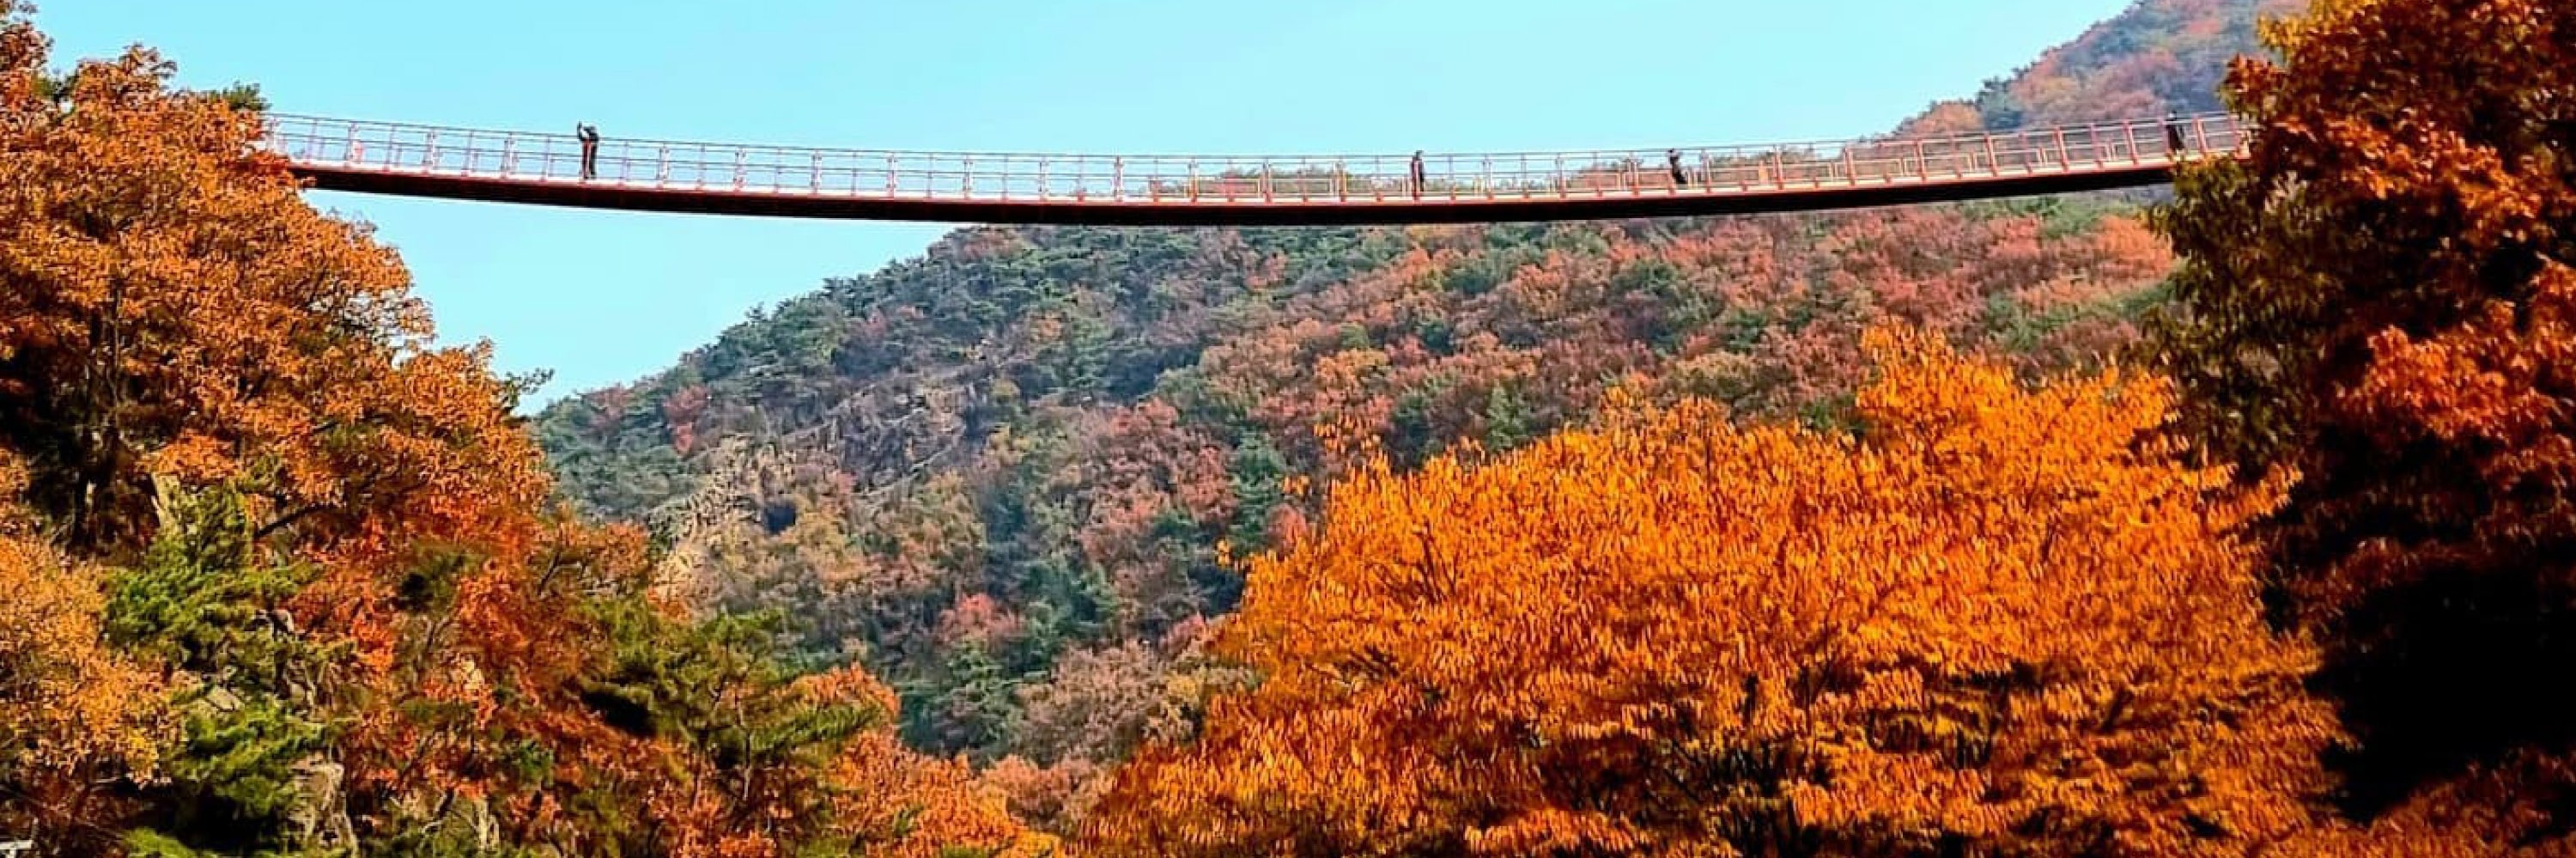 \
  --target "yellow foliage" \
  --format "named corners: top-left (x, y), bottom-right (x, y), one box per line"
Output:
top-left (0, 520), bottom-right (171, 847)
